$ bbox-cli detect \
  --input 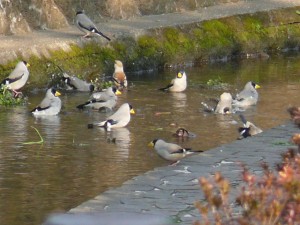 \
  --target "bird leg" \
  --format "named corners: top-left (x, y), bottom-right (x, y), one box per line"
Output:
top-left (12, 90), bottom-right (23, 98)
top-left (169, 160), bottom-right (180, 166)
